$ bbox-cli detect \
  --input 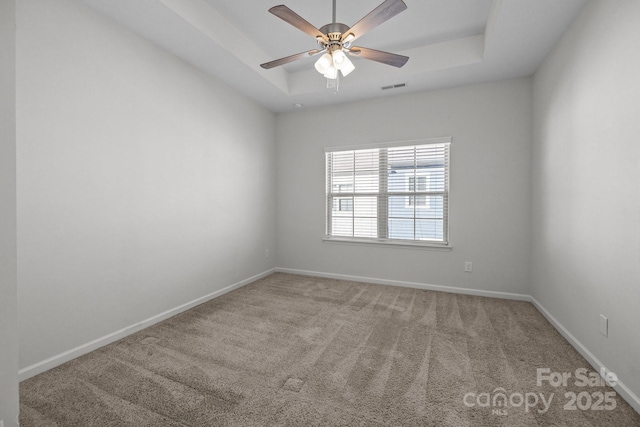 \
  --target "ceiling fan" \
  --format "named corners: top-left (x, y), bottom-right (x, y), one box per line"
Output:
top-left (260, 0), bottom-right (409, 80)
